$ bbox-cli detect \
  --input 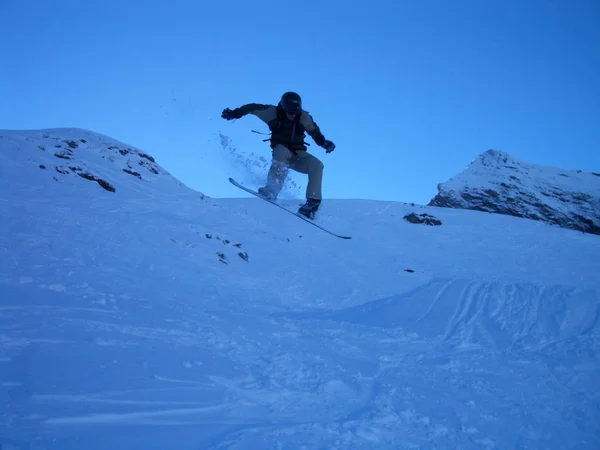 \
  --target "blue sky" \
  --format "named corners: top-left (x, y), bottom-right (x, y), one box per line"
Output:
top-left (2, 0), bottom-right (599, 204)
